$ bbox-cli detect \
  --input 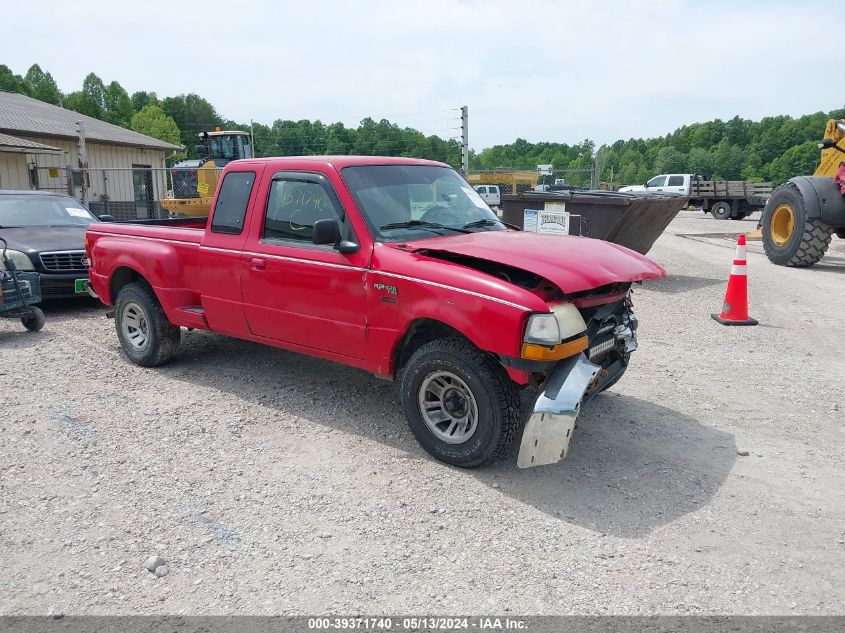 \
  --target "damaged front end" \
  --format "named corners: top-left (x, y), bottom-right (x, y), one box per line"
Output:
top-left (517, 298), bottom-right (638, 468)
